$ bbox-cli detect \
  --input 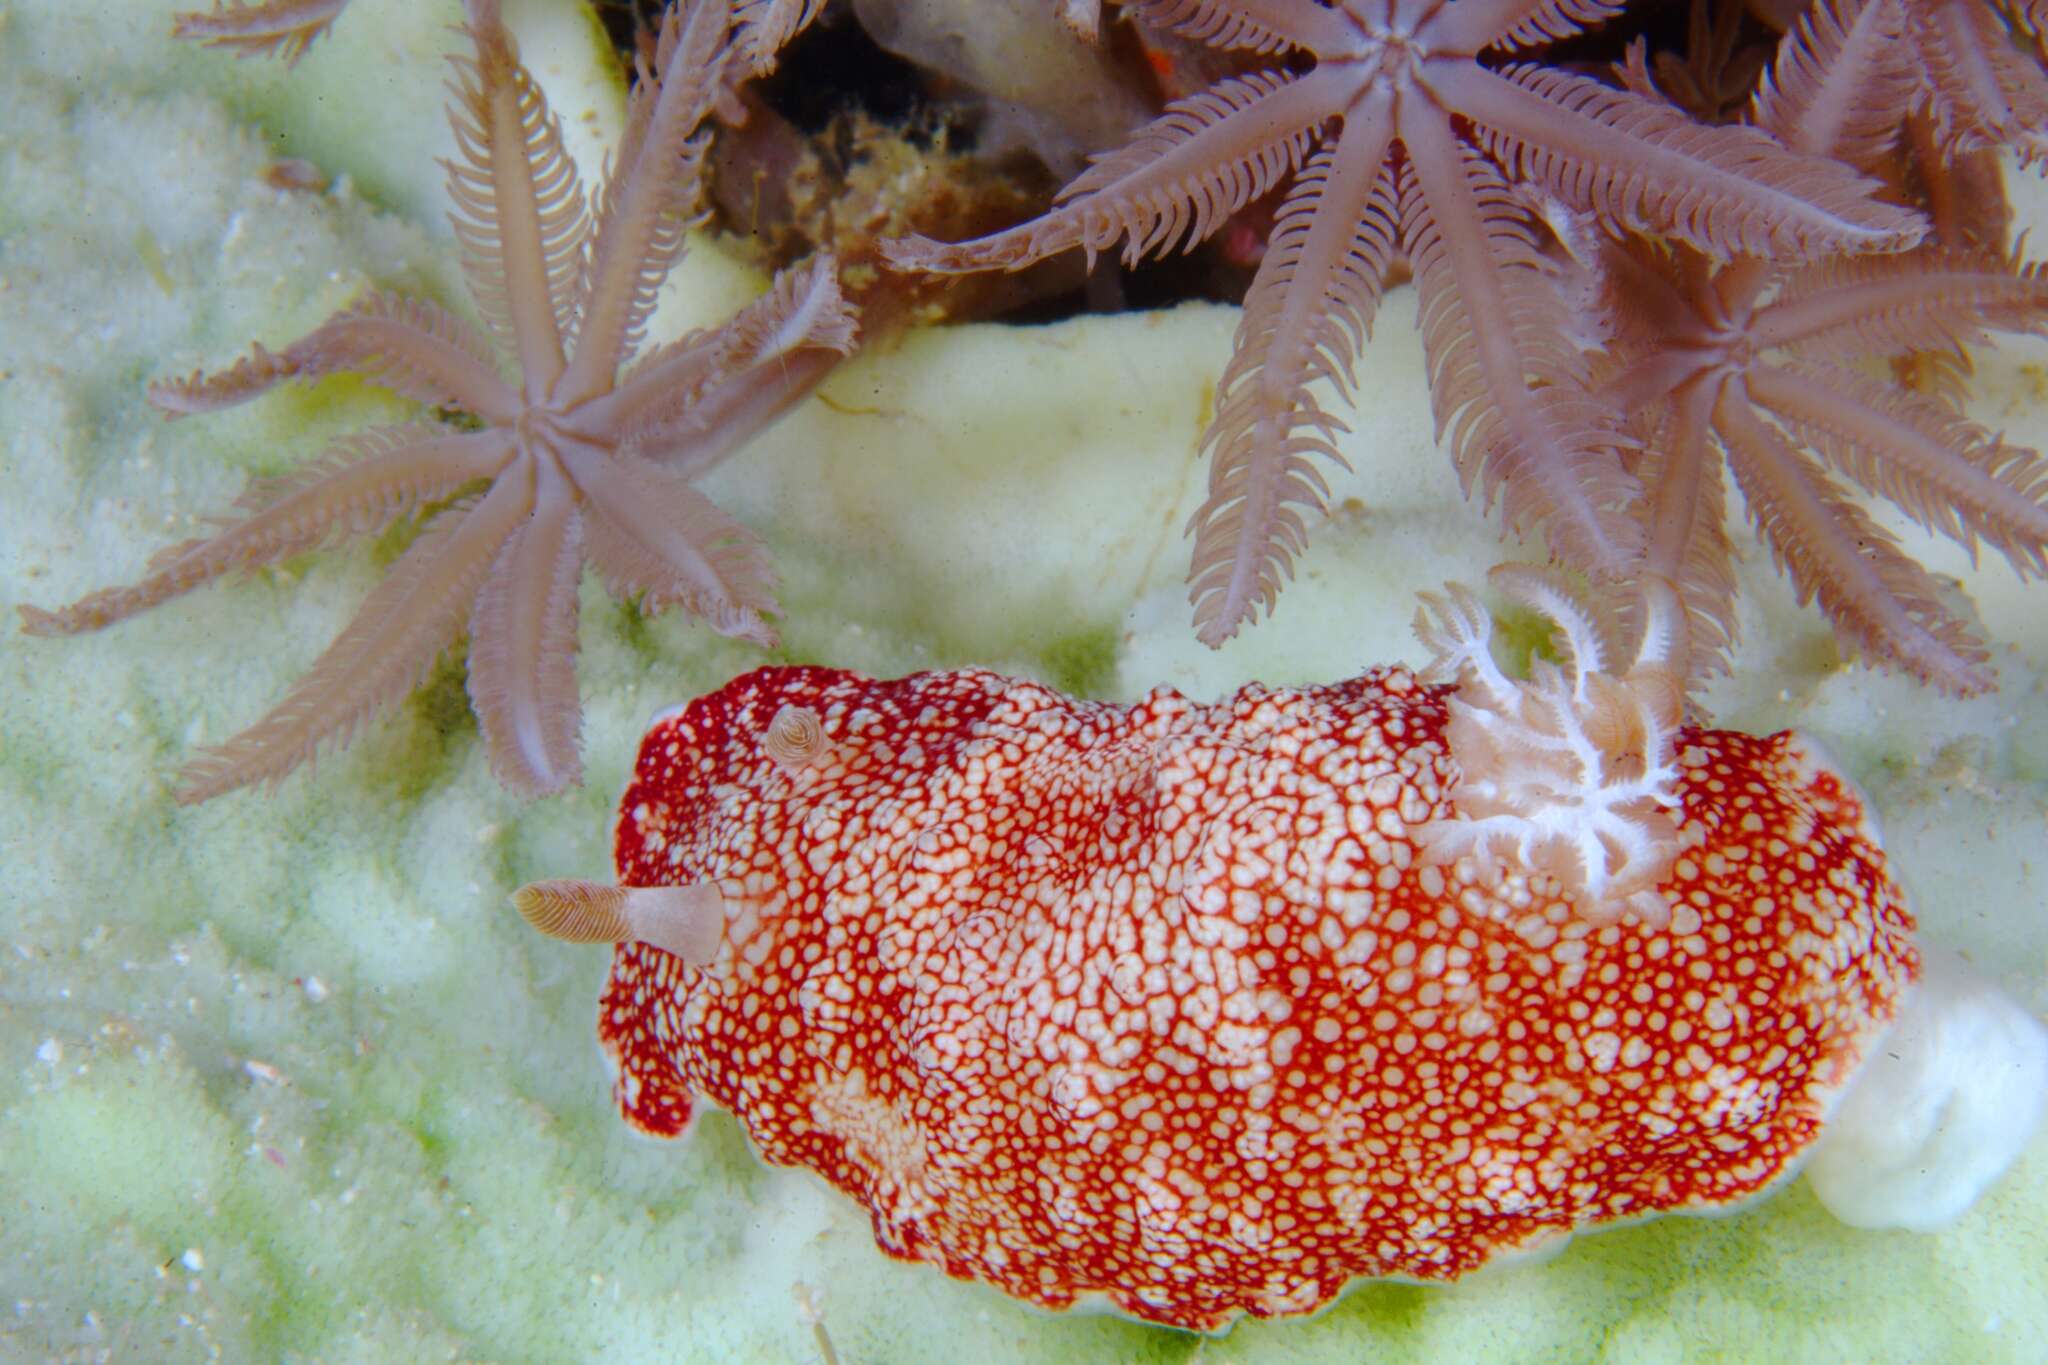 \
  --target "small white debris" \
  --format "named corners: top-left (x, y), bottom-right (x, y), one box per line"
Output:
top-left (35, 1038), bottom-right (61, 1066)
top-left (180, 1248), bottom-right (204, 1273)
top-left (302, 976), bottom-right (329, 1003)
